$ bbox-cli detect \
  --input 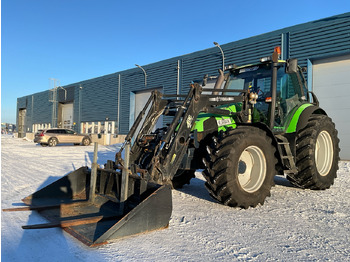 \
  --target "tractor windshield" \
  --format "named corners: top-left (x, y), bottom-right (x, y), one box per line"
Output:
top-left (226, 63), bottom-right (304, 128)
